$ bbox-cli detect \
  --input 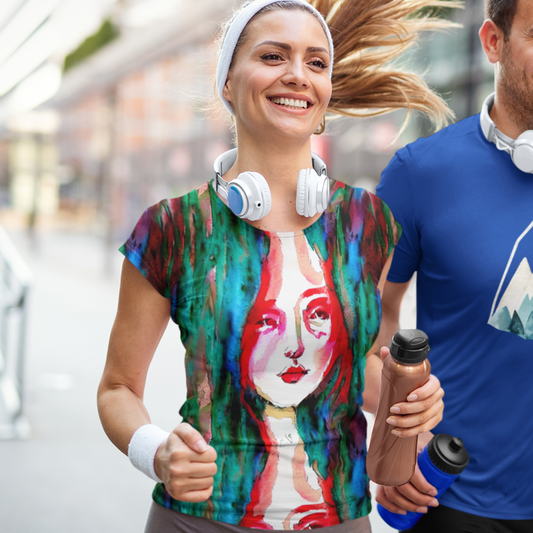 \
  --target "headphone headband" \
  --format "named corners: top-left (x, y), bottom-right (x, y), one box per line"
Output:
top-left (480, 92), bottom-right (496, 143)
top-left (480, 92), bottom-right (514, 154)
top-left (480, 92), bottom-right (533, 173)
top-left (213, 148), bottom-right (327, 194)
top-left (212, 148), bottom-right (330, 220)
